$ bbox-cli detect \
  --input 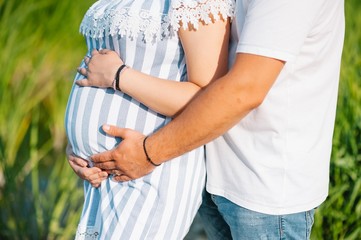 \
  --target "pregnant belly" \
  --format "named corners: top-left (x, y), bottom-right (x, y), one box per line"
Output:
top-left (65, 85), bottom-right (167, 161)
